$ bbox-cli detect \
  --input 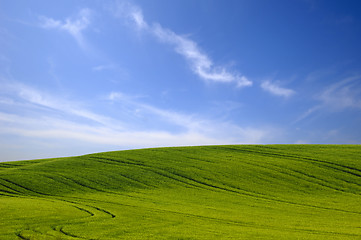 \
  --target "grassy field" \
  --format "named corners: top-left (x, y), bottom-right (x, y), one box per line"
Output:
top-left (0, 145), bottom-right (360, 239)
